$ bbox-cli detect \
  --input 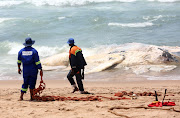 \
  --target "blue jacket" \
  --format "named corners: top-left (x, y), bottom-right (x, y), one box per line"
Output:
top-left (17, 47), bottom-right (42, 77)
